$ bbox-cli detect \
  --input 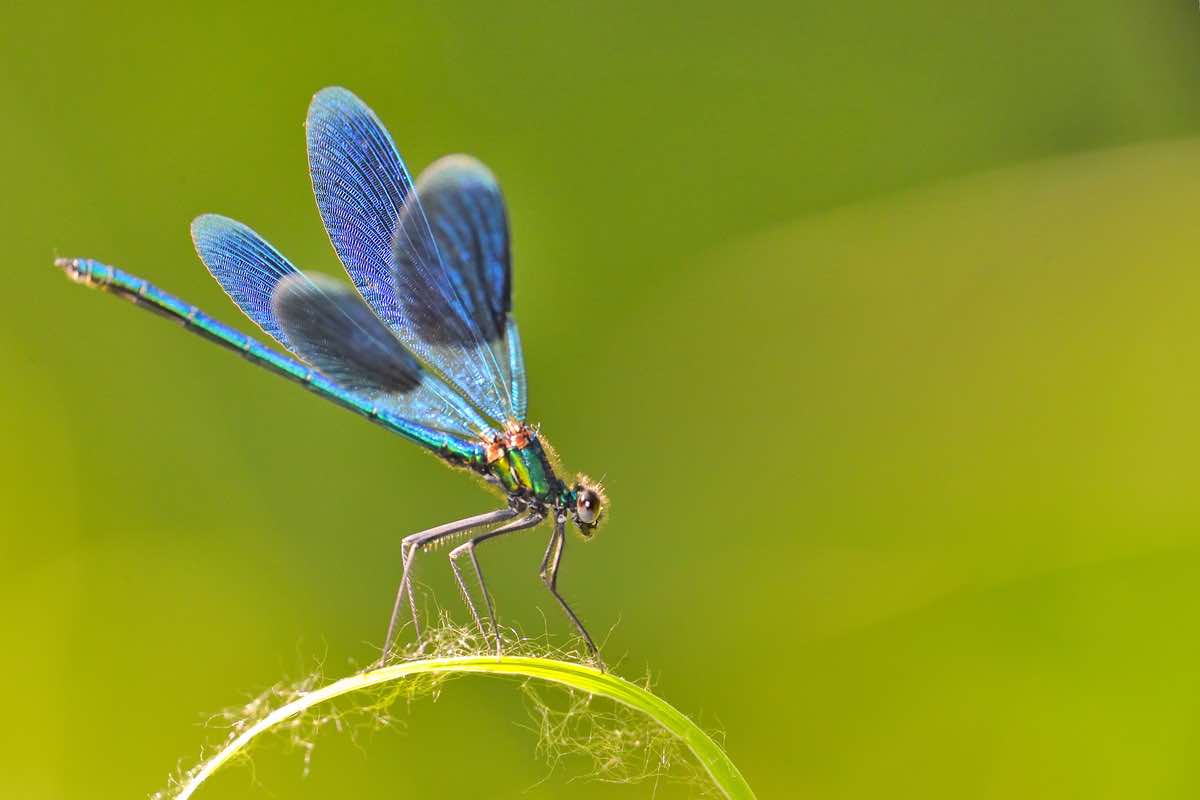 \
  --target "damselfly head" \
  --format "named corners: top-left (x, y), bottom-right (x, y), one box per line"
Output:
top-left (570, 474), bottom-right (607, 539)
